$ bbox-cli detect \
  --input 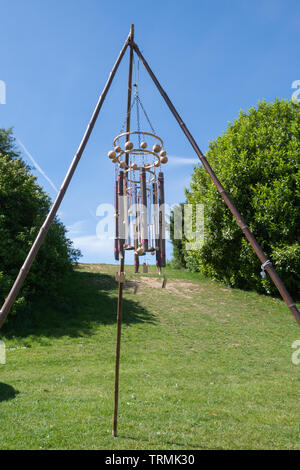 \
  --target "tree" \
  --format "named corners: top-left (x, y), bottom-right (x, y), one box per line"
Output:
top-left (178, 99), bottom-right (300, 298)
top-left (0, 129), bottom-right (81, 318)
top-left (0, 128), bottom-right (19, 161)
